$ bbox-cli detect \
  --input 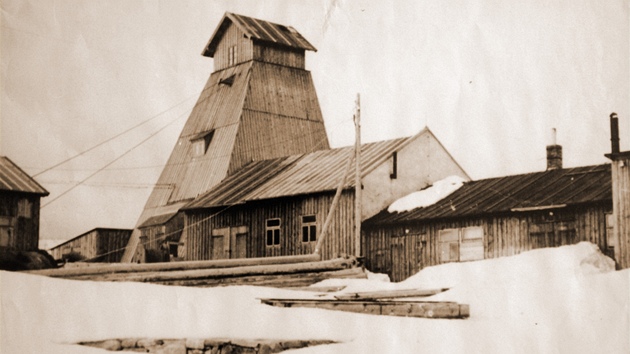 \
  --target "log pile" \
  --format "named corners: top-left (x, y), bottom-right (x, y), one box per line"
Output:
top-left (26, 254), bottom-right (367, 288)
